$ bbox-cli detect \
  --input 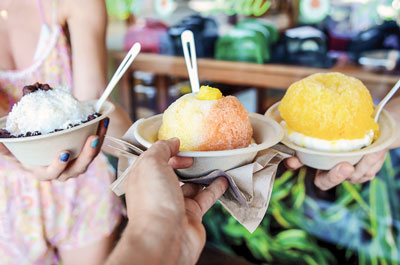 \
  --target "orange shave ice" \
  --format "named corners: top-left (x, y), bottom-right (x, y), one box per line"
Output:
top-left (158, 86), bottom-right (253, 151)
top-left (278, 72), bottom-right (379, 152)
